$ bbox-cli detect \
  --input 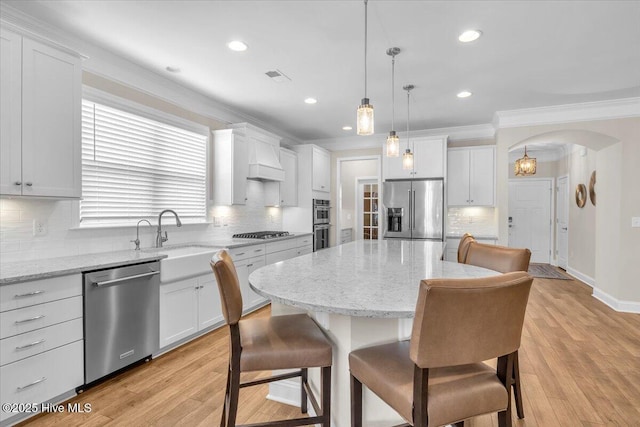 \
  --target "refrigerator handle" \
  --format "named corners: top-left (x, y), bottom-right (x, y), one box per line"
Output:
top-left (407, 189), bottom-right (412, 232)
top-left (412, 190), bottom-right (416, 230)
